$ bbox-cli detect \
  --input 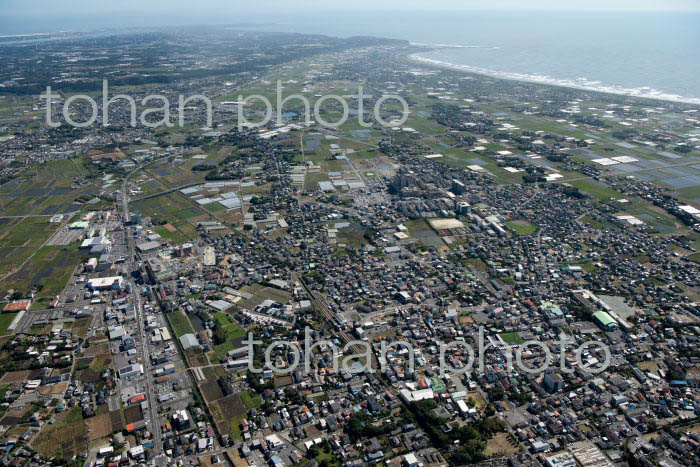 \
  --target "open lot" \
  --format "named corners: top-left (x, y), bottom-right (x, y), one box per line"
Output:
top-left (211, 393), bottom-right (247, 439)
top-left (210, 319), bottom-right (246, 362)
top-left (1, 244), bottom-right (85, 304)
top-left (32, 421), bottom-right (89, 460)
top-left (505, 220), bottom-right (537, 236)
top-left (485, 432), bottom-right (520, 457)
top-left (166, 310), bottom-right (195, 337)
